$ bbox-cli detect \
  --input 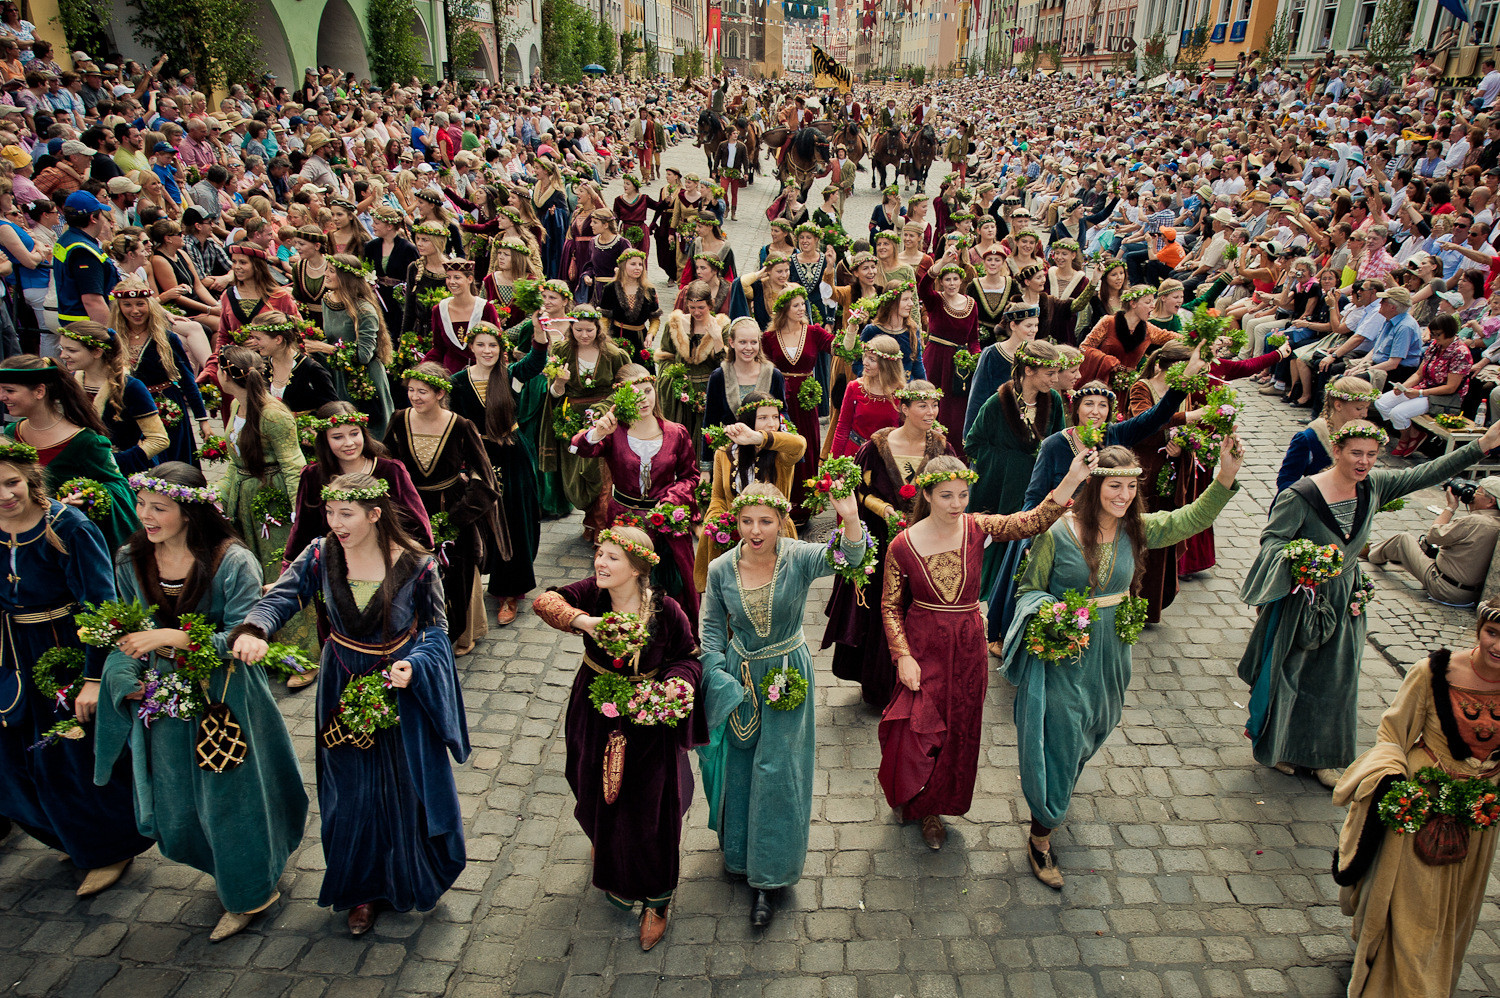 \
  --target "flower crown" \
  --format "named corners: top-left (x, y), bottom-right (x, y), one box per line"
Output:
top-left (693, 252), bottom-right (726, 270)
top-left (1014, 342), bottom-right (1061, 369)
top-left (1051, 238), bottom-right (1081, 254)
top-left (736, 397), bottom-right (784, 417)
top-left (127, 472), bottom-right (218, 504)
top-left (773, 284), bottom-right (808, 313)
top-left (568, 305), bottom-right (604, 322)
top-left (950, 212), bottom-right (975, 224)
top-left (62, 325), bottom-right (114, 351)
top-left (597, 527), bottom-right (661, 566)
top-left (1327, 385), bottom-right (1380, 403)
top-left (316, 410), bottom-right (369, 431)
top-left (618, 249), bottom-right (647, 265)
top-left (403, 368), bottom-right (452, 393)
top-left (729, 491), bottom-right (793, 518)
top-left (933, 262), bottom-right (966, 281)
top-left (622, 173), bottom-right (642, 189)
top-left (873, 280), bottom-right (915, 313)
top-left (464, 320), bottom-right (505, 347)
top-left (242, 319), bottom-right (302, 335)
top-left (865, 343), bottom-right (903, 362)
top-left (908, 194), bottom-right (930, 204)
top-left (1120, 284), bottom-right (1158, 304)
top-left (498, 207), bottom-right (523, 226)
top-left (794, 222), bottom-right (820, 239)
top-left (412, 221), bottom-right (449, 238)
top-left (883, 184), bottom-right (900, 196)
top-left (1013, 228), bottom-right (1041, 242)
top-left (0, 439), bottom-right (38, 464)
top-left (762, 253), bottom-right (791, 268)
top-left (871, 230), bottom-right (901, 244)
top-left (542, 279), bottom-right (573, 300)
top-left (894, 387), bottom-right (943, 403)
top-left (113, 286), bottom-right (154, 300)
top-left (1331, 424), bottom-right (1389, 446)
top-left (1092, 466), bottom-right (1143, 477)
top-left (912, 467), bottom-right (978, 490)
top-left (322, 479), bottom-right (390, 502)
top-left (1098, 258), bottom-right (1126, 275)
top-left (328, 256), bottom-right (369, 276)
top-left (500, 238), bottom-right (531, 257)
